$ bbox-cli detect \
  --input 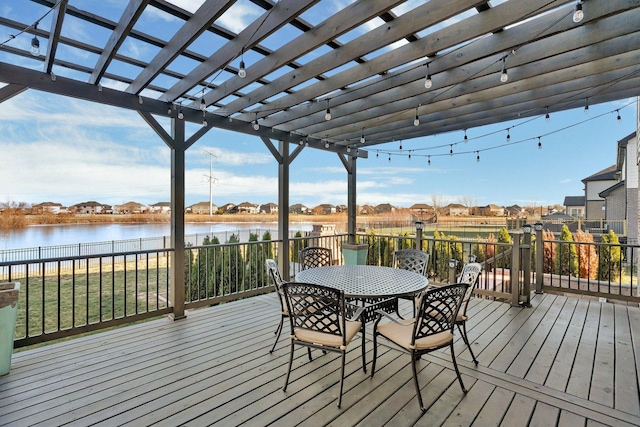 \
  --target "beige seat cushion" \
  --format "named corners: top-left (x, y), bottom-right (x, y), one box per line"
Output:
top-left (294, 320), bottom-right (362, 348)
top-left (378, 320), bottom-right (453, 351)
